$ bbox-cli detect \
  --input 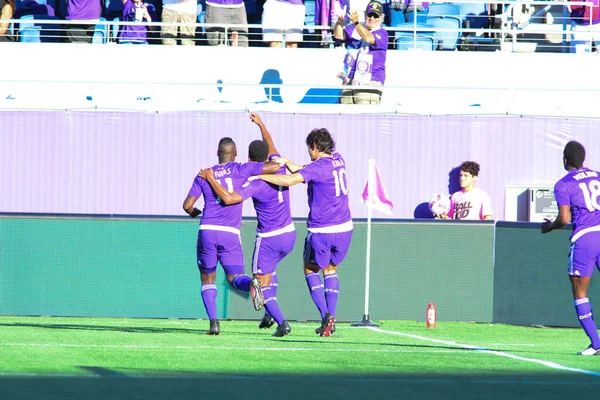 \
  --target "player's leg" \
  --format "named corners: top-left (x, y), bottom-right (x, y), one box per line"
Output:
top-left (255, 232), bottom-right (296, 336)
top-left (304, 232), bottom-right (337, 336)
top-left (197, 230), bottom-right (220, 335)
top-left (323, 230), bottom-right (353, 320)
top-left (219, 231), bottom-right (264, 310)
top-left (569, 236), bottom-right (600, 355)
